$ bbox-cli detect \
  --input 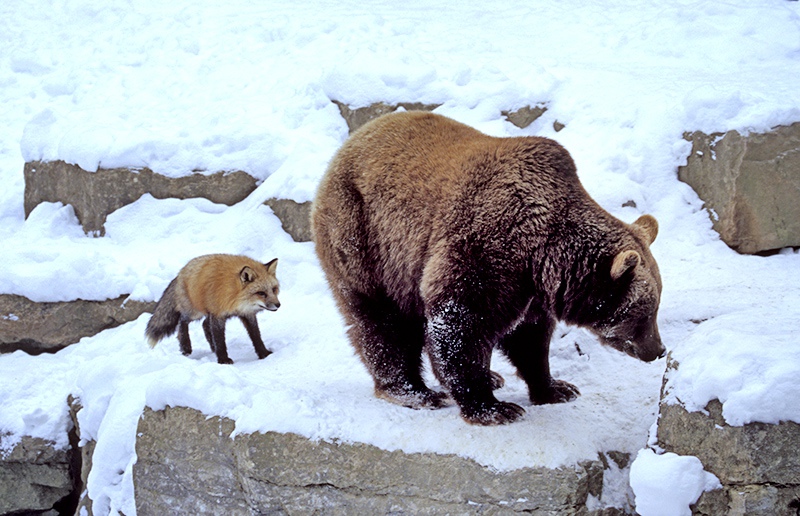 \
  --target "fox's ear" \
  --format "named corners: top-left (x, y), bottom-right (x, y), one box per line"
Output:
top-left (611, 250), bottom-right (641, 280)
top-left (240, 266), bottom-right (256, 284)
top-left (633, 214), bottom-right (658, 245)
top-left (265, 258), bottom-right (278, 275)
